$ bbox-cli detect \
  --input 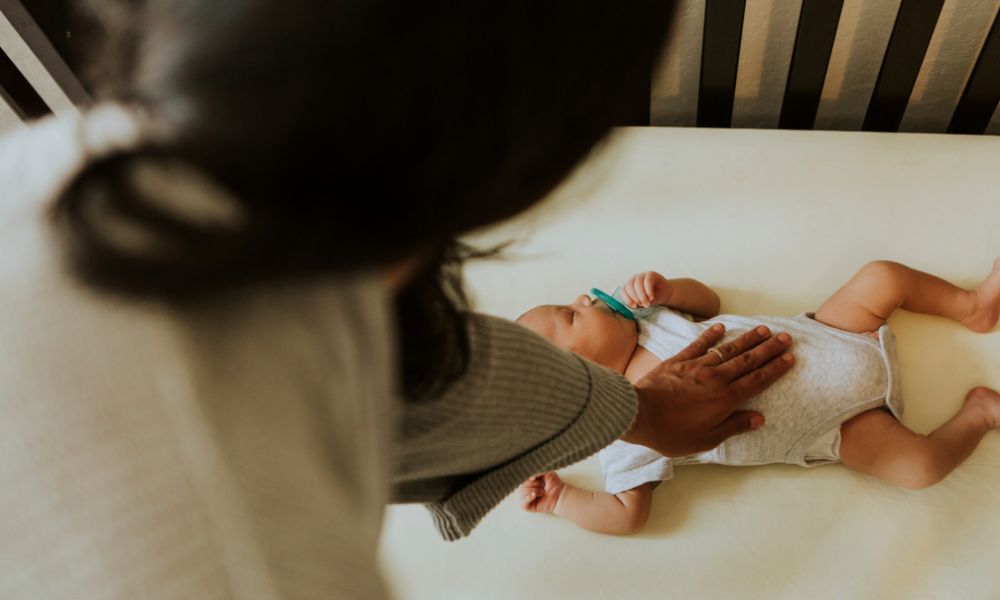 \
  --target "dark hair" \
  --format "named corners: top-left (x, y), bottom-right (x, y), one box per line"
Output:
top-left (58, 0), bottom-right (674, 397)
top-left (393, 241), bottom-right (505, 401)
